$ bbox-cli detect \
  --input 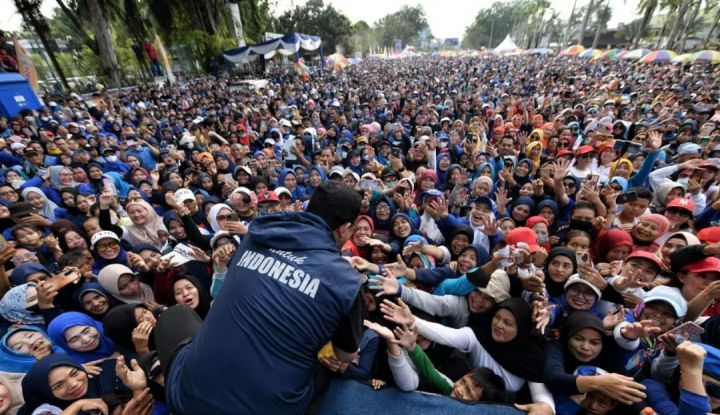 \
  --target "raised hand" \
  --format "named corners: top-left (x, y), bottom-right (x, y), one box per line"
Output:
top-left (554, 158), bottom-right (570, 181)
top-left (385, 254), bottom-right (408, 278)
top-left (494, 187), bottom-right (511, 211)
top-left (532, 299), bottom-right (556, 333)
top-left (602, 307), bottom-right (625, 331)
top-left (367, 268), bottom-right (400, 297)
top-left (363, 320), bottom-right (399, 344)
top-left (380, 298), bottom-right (415, 327)
top-left (402, 240), bottom-right (424, 257)
top-left (121, 388), bottom-right (155, 415)
top-left (116, 356), bottom-right (147, 391)
top-left (394, 324), bottom-right (419, 350)
top-left (132, 321), bottom-right (154, 355)
top-left (620, 320), bottom-right (661, 340)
